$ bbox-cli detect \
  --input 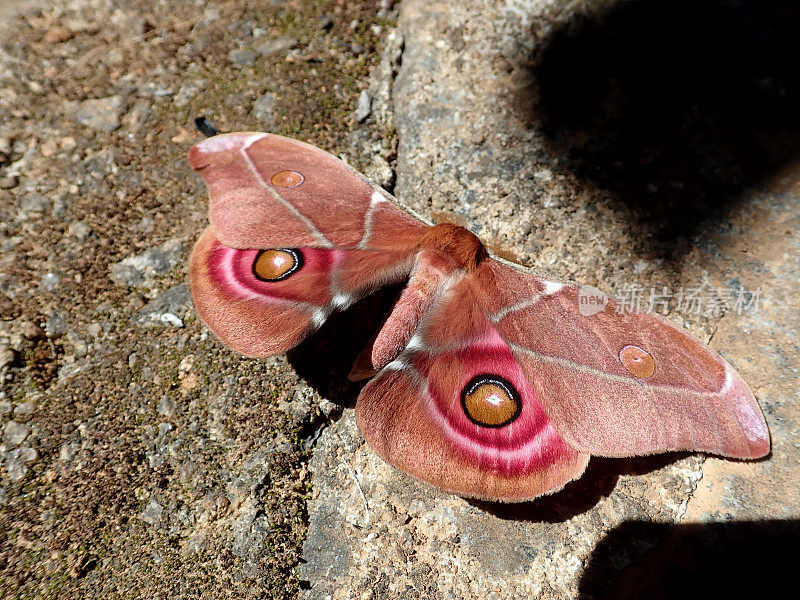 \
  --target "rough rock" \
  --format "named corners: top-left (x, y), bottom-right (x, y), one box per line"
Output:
top-left (133, 283), bottom-right (192, 327)
top-left (109, 238), bottom-right (185, 288)
top-left (2, 421), bottom-right (30, 447)
top-left (0, 346), bottom-right (16, 368)
top-left (228, 47), bottom-right (257, 66)
top-left (5, 446), bottom-right (38, 482)
top-left (355, 89), bottom-right (372, 122)
top-left (2, 1), bottom-right (387, 596)
top-left (39, 272), bottom-right (61, 293)
top-left (0, 176), bottom-right (18, 189)
top-left (299, 1), bottom-right (800, 598)
top-left (140, 499), bottom-right (164, 525)
top-left (45, 309), bottom-right (68, 336)
top-left (123, 101), bottom-right (154, 133)
top-left (44, 26), bottom-right (75, 44)
top-left (256, 36), bottom-right (297, 56)
top-left (173, 80), bottom-right (206, 108)
top-left (13, 402), bottom-right (35, 418)
top-left (252, 93), bottom-right (276, 126)
top-left (64, 95), bottom-right (125, 132)
top-left (19, 192), bottom-right (50, 214)
top-left (67, 221), bottom-right (92, 241)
